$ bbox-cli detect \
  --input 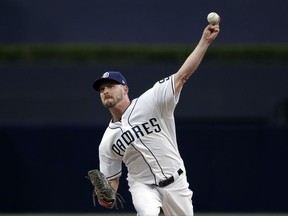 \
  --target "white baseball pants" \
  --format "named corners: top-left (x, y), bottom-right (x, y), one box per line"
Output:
top-left (129, 174), bottom-right (193, 216)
